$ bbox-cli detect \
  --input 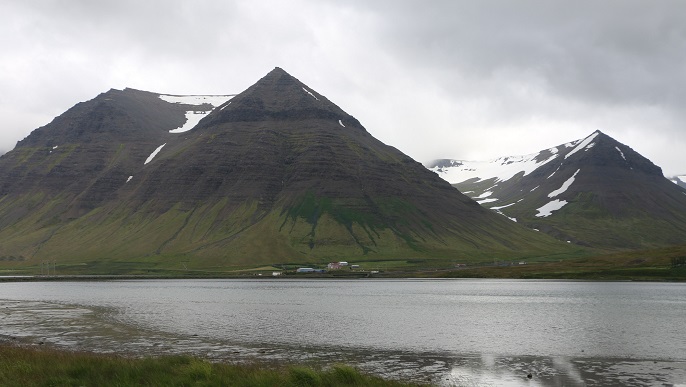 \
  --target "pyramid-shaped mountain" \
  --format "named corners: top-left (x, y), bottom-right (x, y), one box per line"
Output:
top-left (428, 131), bottom-right (686, 249)
top-left (0, 68), bottom-right (570, 269)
